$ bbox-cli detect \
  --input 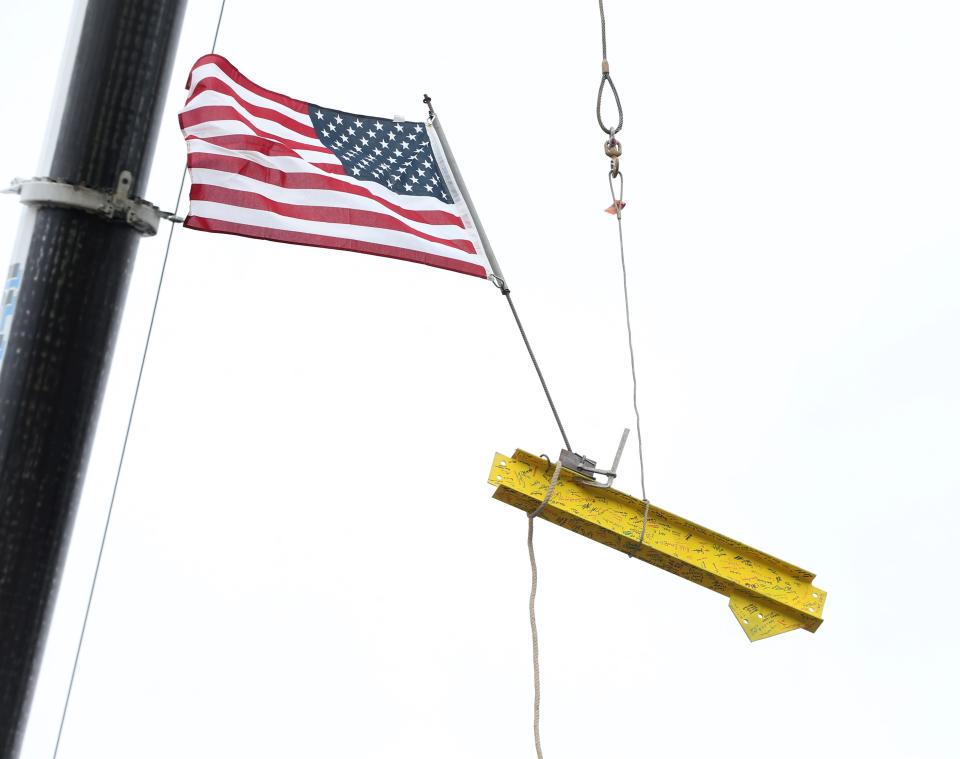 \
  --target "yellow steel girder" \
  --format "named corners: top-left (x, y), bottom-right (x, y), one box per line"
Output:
top-left (488, 449), bottom-right (826, 641)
